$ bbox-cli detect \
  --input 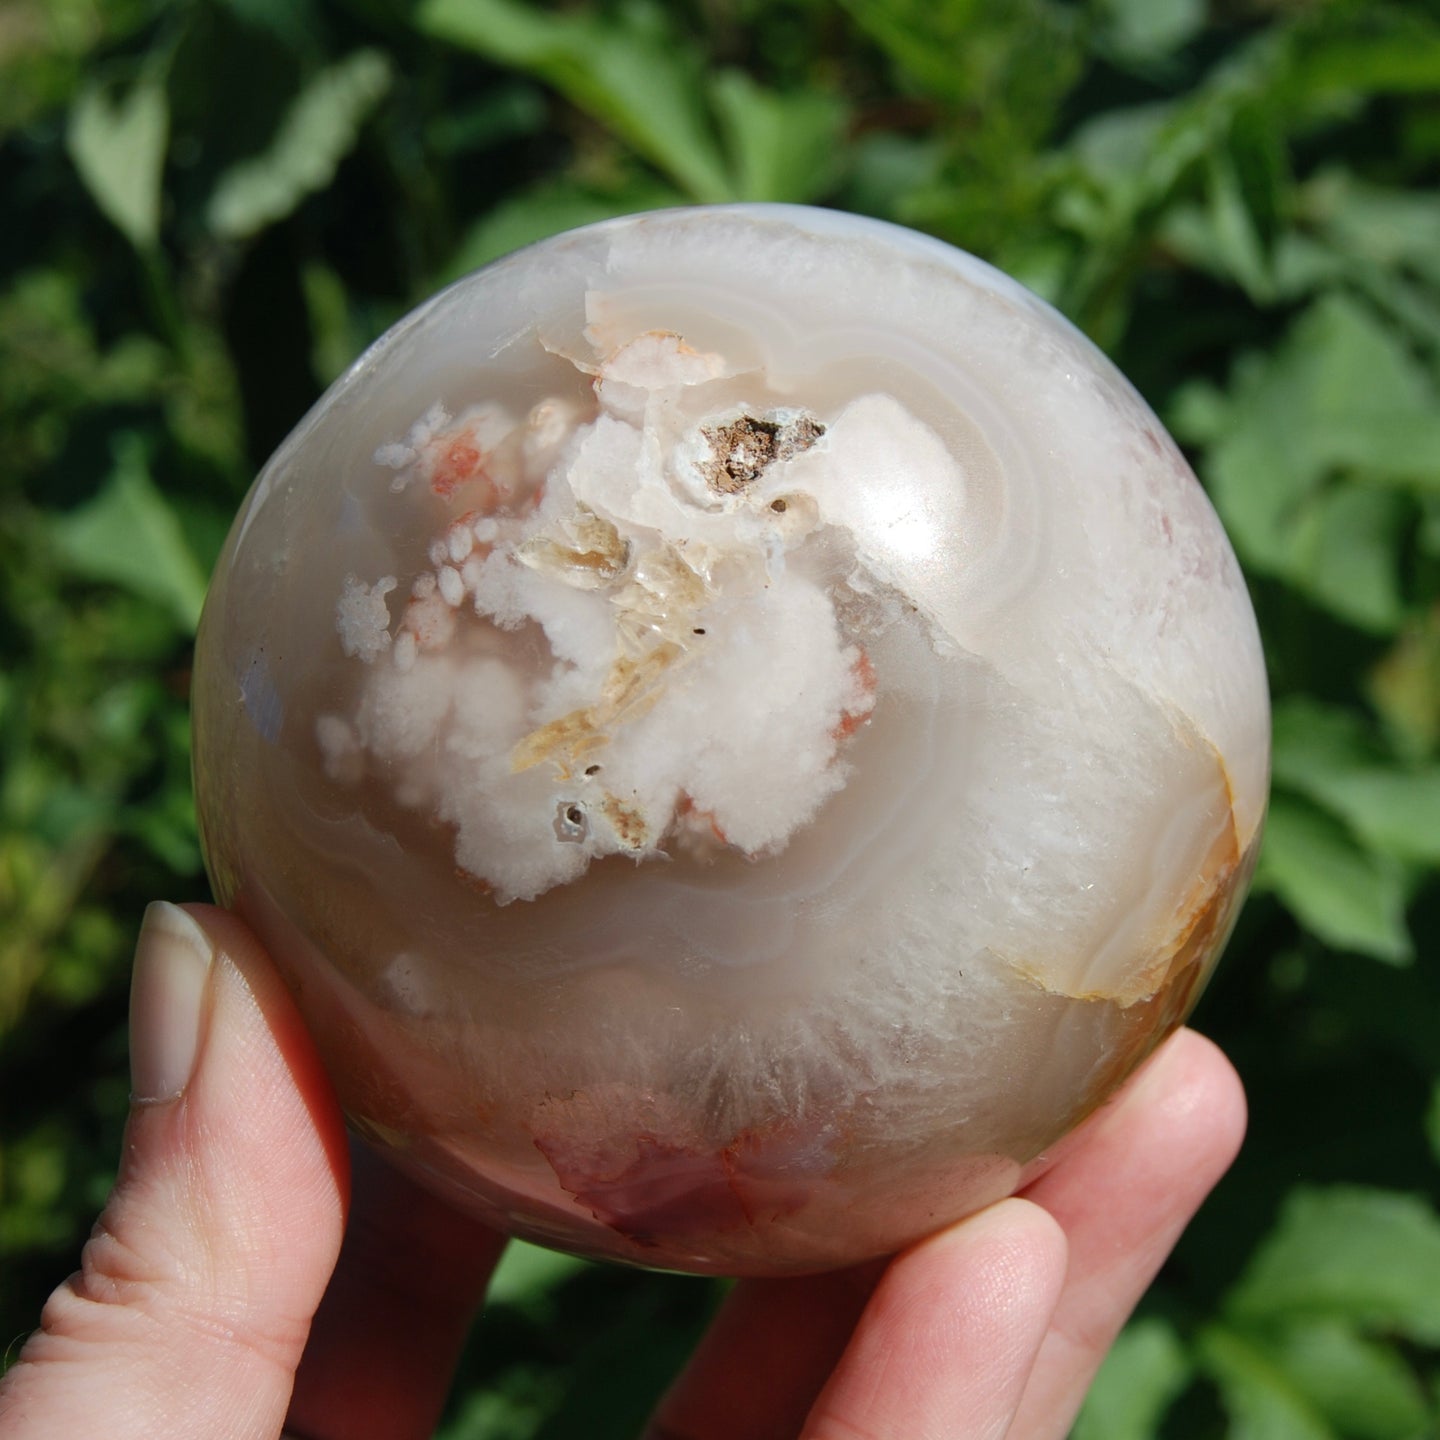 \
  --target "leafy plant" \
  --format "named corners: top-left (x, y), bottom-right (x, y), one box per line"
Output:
top-left (2, 1), bottom-right (1438, 1434)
